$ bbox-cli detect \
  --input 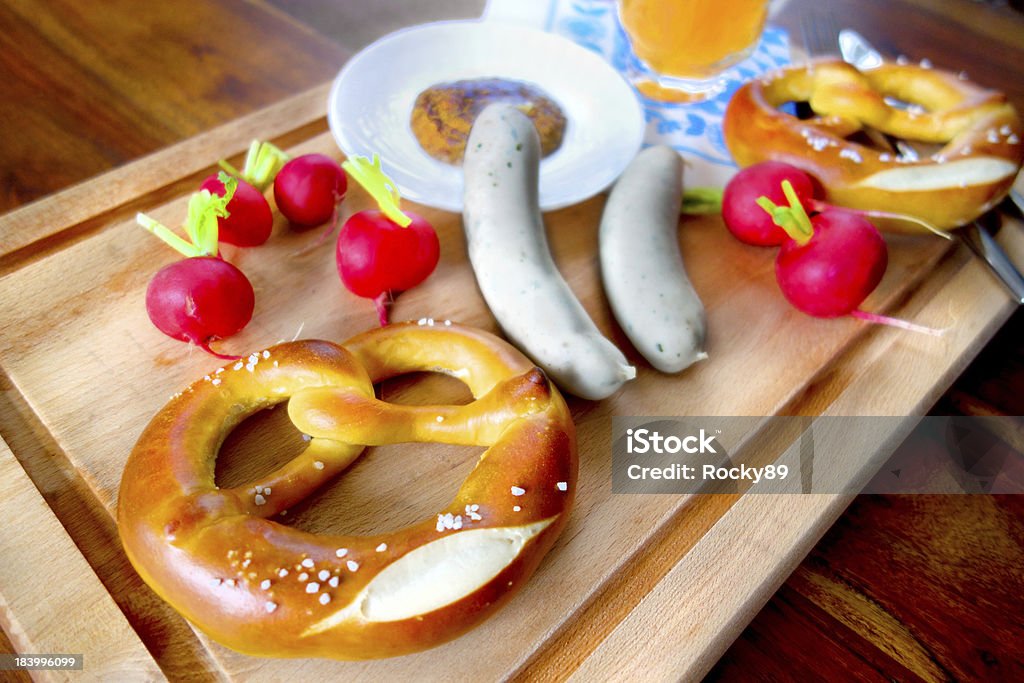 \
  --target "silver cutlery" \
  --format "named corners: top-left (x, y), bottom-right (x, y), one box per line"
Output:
top-left (1011, 187), bottom-right (1024, 216)
top-left (960, 213), bottom-right (1024, 303)
top-left (837, 29), bottom-right (882, 70)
